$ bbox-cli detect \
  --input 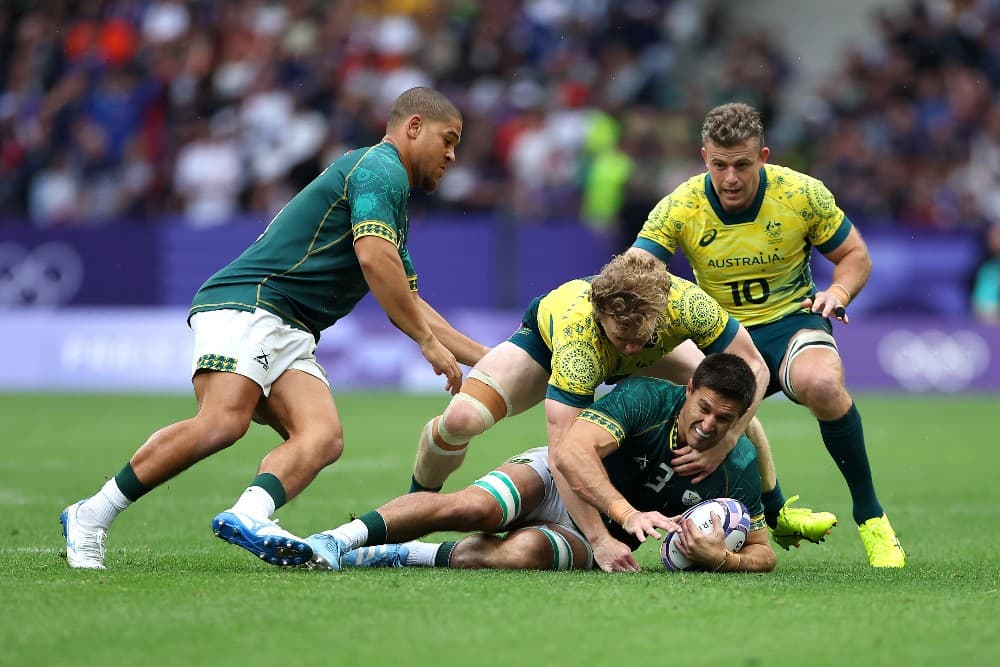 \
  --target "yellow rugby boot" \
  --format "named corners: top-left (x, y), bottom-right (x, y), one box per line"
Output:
top-left (770, 495), bottom-right (838, 550)
top-left (858, 514), bottom-right (905, 567)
